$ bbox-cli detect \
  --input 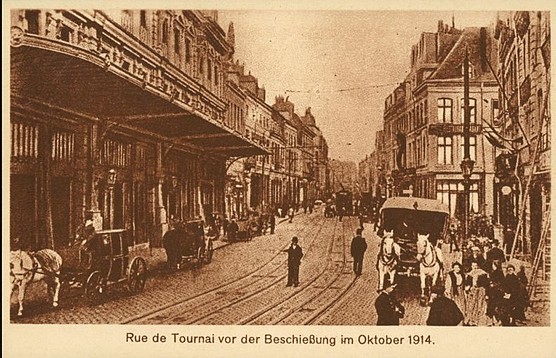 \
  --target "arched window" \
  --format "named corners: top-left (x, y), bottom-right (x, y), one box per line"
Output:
top-left (140, 10), bottom-right (147, 28)
top-left (161, 19), bottom-right (169, 44)
top-left (174, 28), bottom-right (180, 54)
top-left (207, 59), bottom-right (212, 80)
top-left (184, 38), bottom-right (191, 63)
